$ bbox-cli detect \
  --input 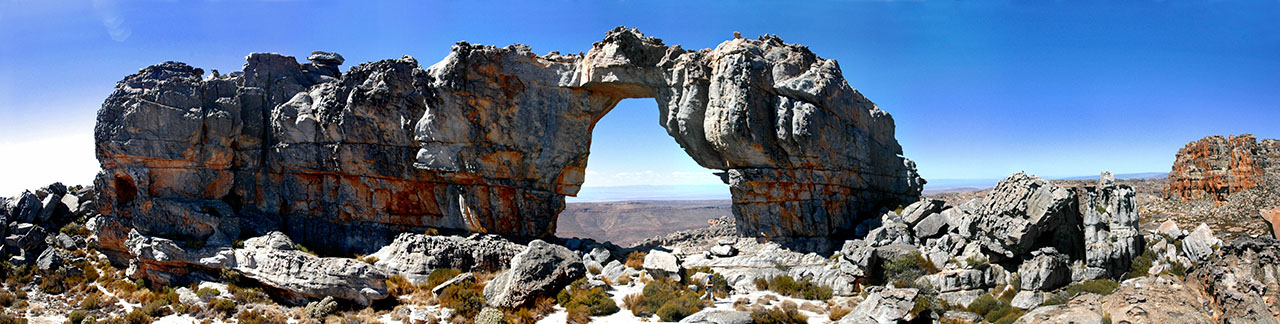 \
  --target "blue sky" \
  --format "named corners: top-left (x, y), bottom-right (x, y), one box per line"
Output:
top-left (1, 1), bottom-right (1278, 198)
